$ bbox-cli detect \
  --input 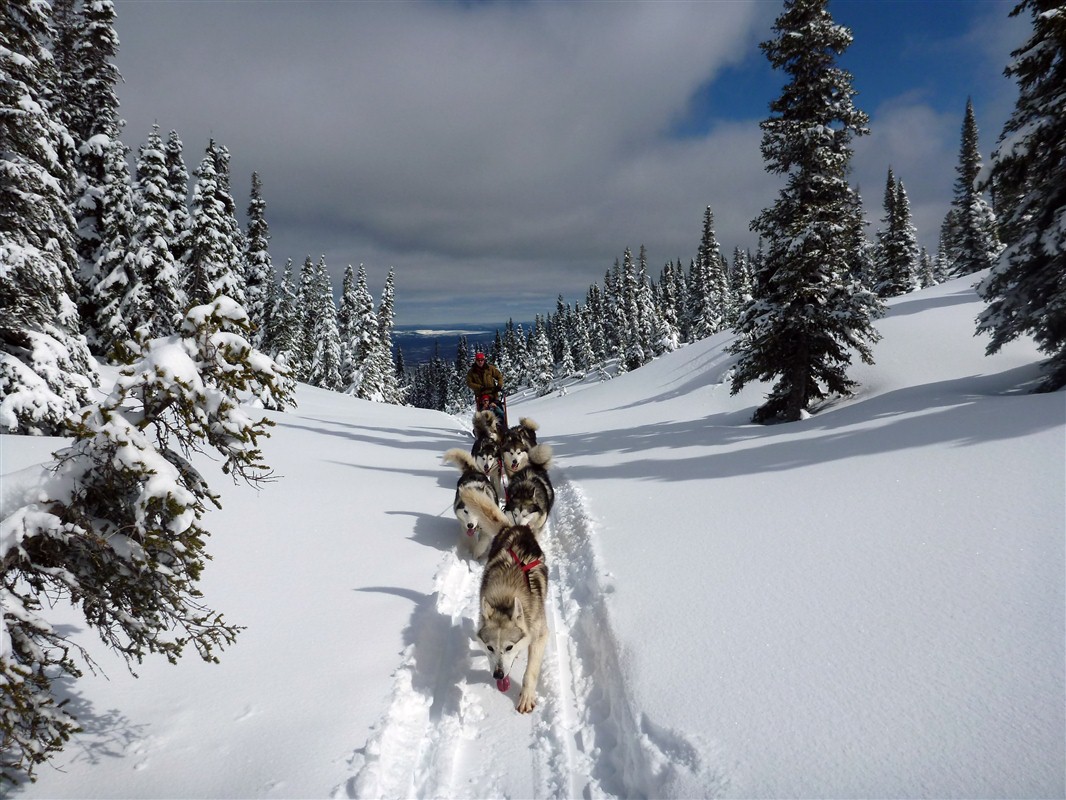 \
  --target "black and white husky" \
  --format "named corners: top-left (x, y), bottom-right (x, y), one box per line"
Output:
top-left (501, 418), bottom-right (541, 477)
top-left (504, 444), bottom-right (554, 535)
top-left (442, 448), bottom-right (499, 559)
top-left (459, 484), bottom-right (548, 714)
